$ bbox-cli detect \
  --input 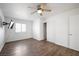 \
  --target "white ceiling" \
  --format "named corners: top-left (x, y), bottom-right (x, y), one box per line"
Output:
top-left (0, 3), bottom-right (79, 20)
